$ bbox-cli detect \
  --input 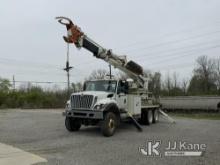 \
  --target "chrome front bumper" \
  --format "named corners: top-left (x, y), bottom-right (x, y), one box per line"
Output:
top-left (62, 109), bottom-right (103, 119)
